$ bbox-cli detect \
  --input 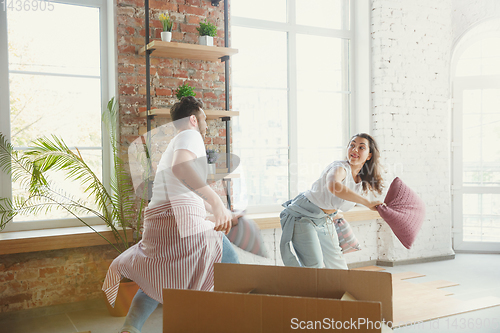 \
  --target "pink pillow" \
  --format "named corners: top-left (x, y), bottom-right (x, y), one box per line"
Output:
top-left (226, 216), bottom-right (268, 258)
top-left (377, 177), bottom-right (425, 249)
